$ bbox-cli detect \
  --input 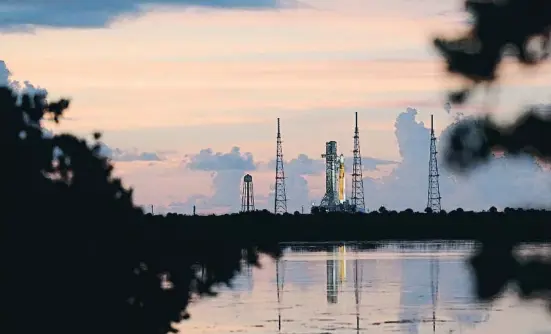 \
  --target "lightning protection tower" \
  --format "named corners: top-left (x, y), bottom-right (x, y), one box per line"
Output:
top-left (241, 174), bottom-right (255, 212)
top-left (274, 118), bottom-right (288, 214)
top-left (427, 114), bottom-right (442, 212)
top-left (351, 112), bottom-right (366, 212)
